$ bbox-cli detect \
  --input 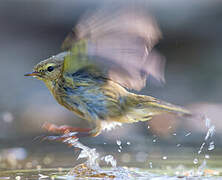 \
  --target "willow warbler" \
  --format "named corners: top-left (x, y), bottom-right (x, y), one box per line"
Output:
top-left (25, 6), bottom-right (190, 139)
